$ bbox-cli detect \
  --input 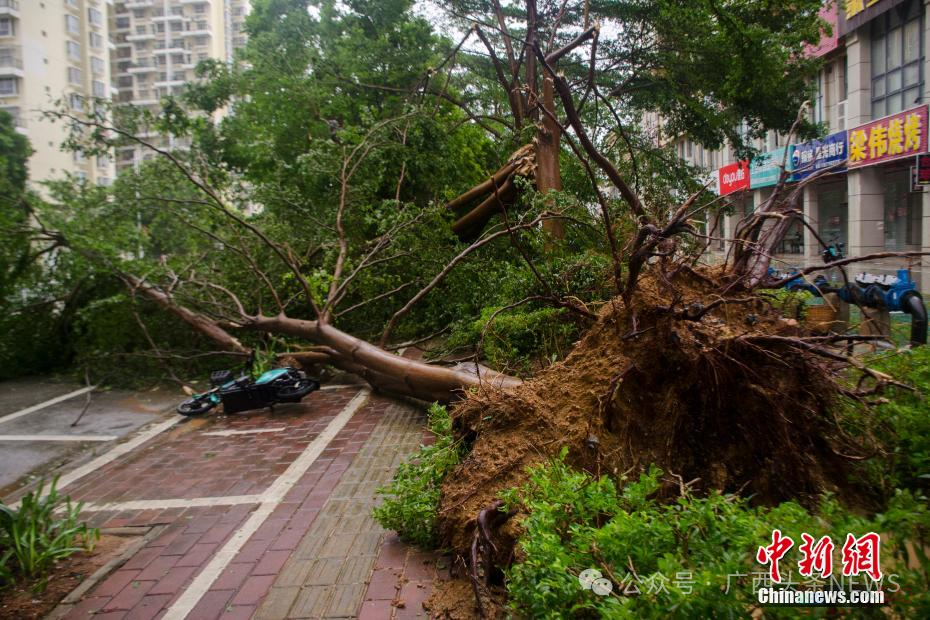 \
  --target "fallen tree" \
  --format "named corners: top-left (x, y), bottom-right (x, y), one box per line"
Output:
top-left (14, 0), bottom-right (930, 616)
